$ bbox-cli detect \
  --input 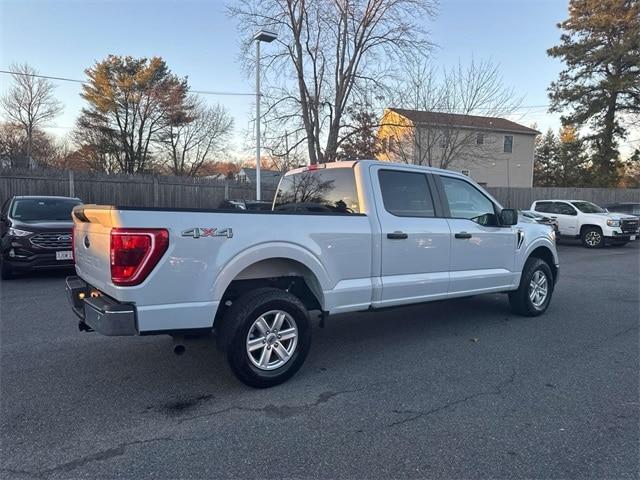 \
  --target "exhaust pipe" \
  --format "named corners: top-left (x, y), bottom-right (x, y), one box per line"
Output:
top-left (173, 344), bottom-right (186, 355)
top-left (172, 336), bottom-right (186, 356)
